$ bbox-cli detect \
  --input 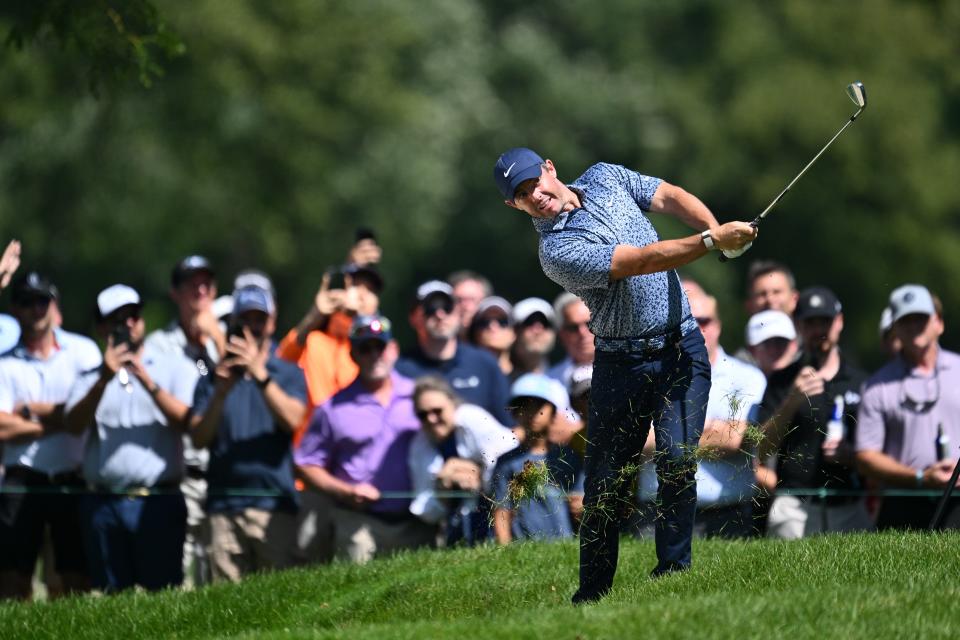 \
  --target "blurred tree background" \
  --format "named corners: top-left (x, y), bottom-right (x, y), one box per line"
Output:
top-left (1, 0), bottom-right (958, 369)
